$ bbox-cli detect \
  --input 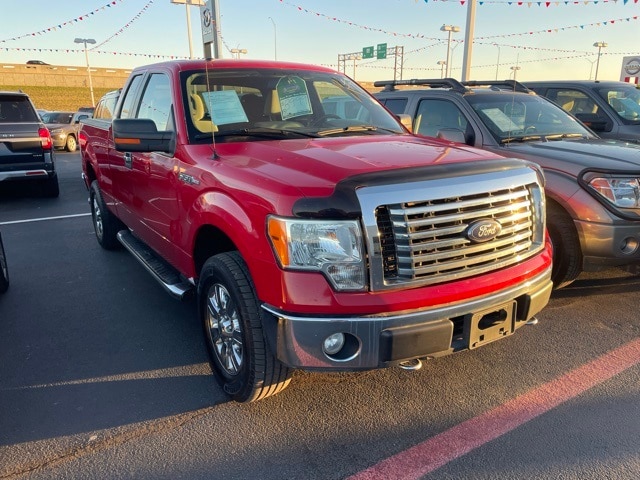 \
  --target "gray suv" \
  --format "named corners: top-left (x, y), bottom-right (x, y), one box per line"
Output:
top-left (524, 80), bottom-right (640, 143)
top-left (0, 91), bottom-right (59, 197)
top-left (375, 79), bottom-right (640, 288)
